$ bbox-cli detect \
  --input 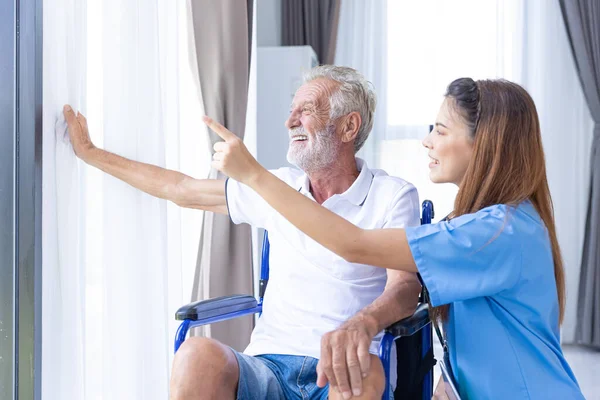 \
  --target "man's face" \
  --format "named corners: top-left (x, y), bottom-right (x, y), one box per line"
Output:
top-left (285, 79), bottom-right (341, 172)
